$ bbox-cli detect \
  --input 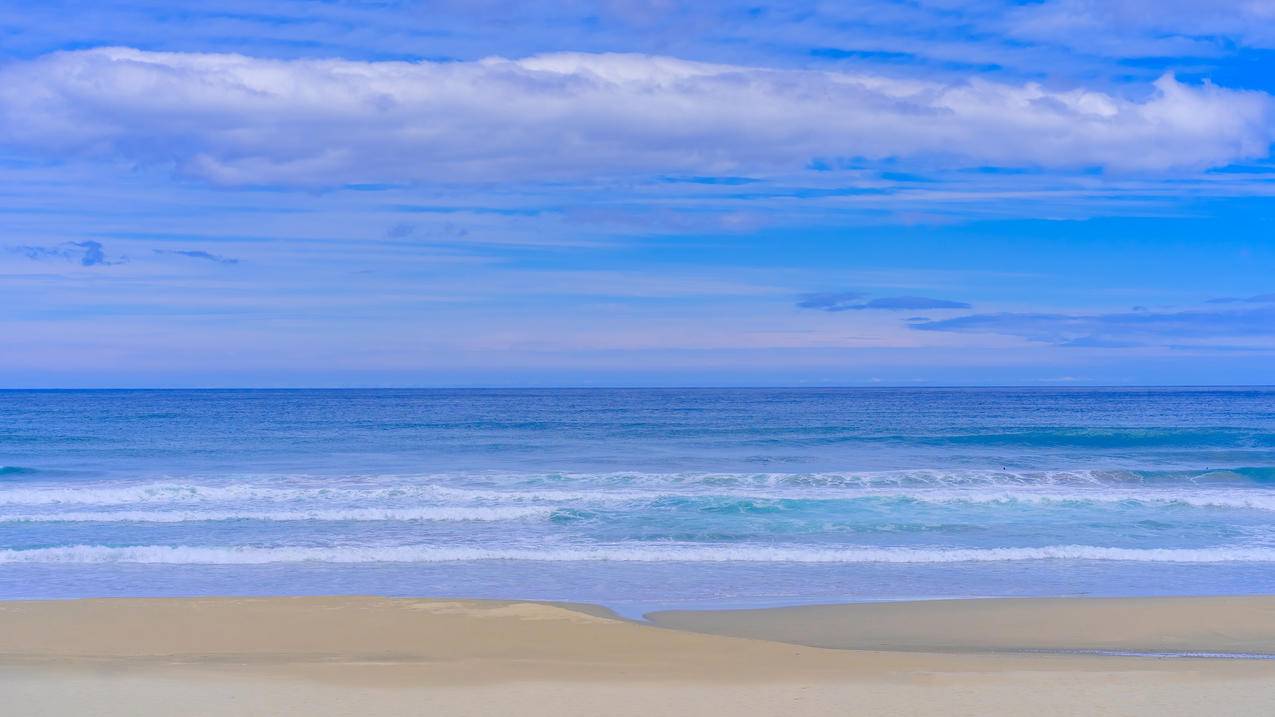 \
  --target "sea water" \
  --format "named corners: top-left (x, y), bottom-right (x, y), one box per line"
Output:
top-left (2, 388), bottom-right (1274, 612)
